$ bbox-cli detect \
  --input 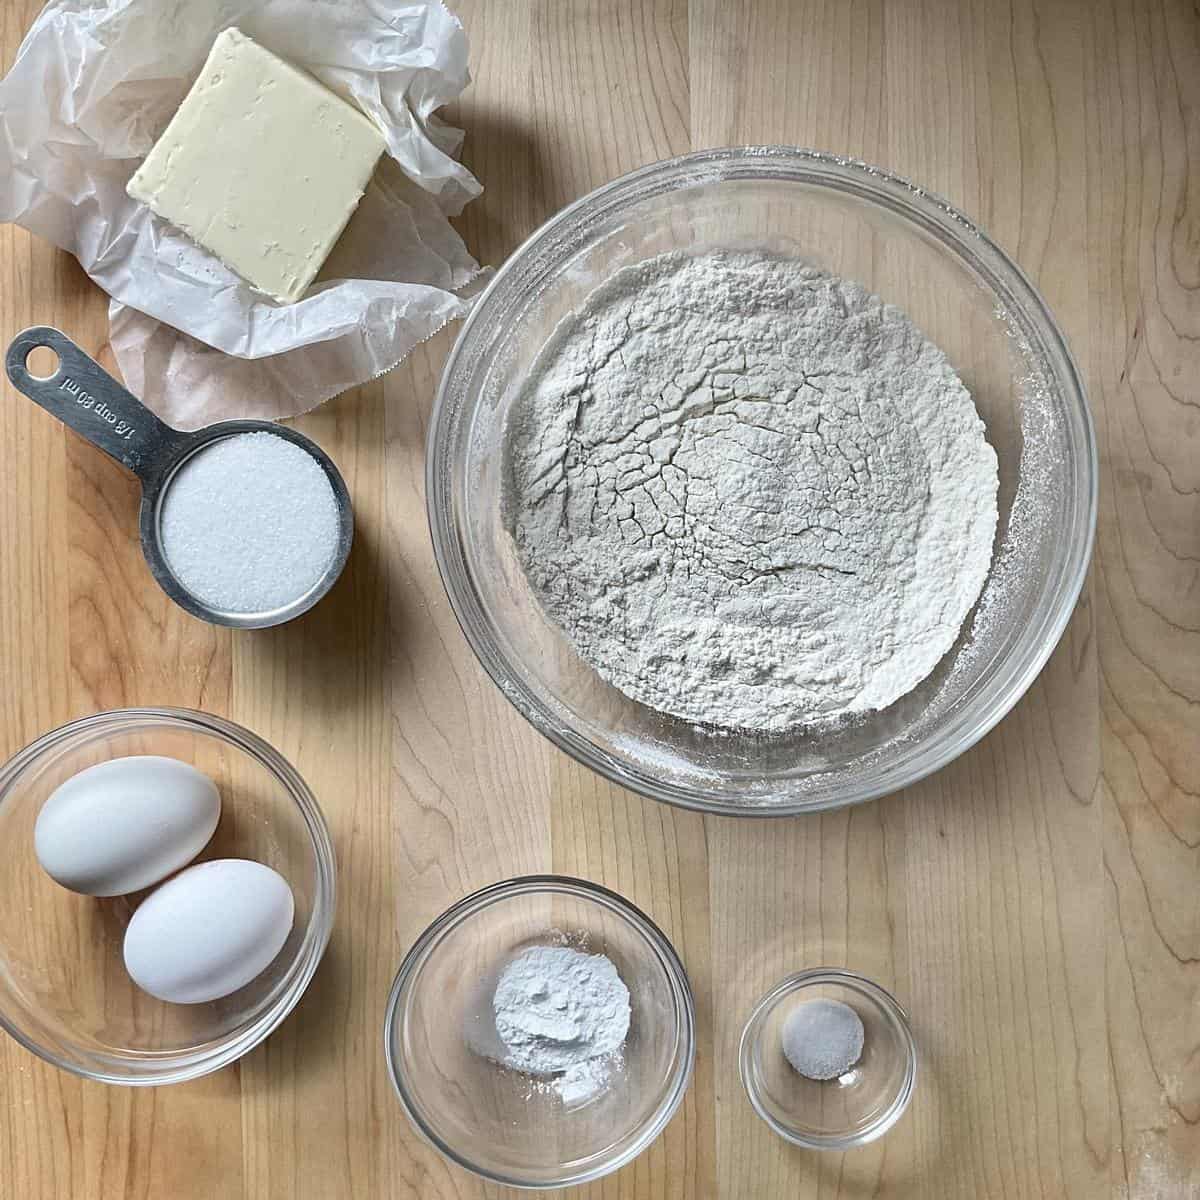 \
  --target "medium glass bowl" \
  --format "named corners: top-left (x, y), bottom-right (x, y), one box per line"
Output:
top-left (740, 969), bottom-right (917, 1150)
top-left (0, 708), bottom-right (335, 1084)
top-left (384, 875), bottom-right (695, 1189)
top-left (428, 147), bottom-right (1097, 813)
